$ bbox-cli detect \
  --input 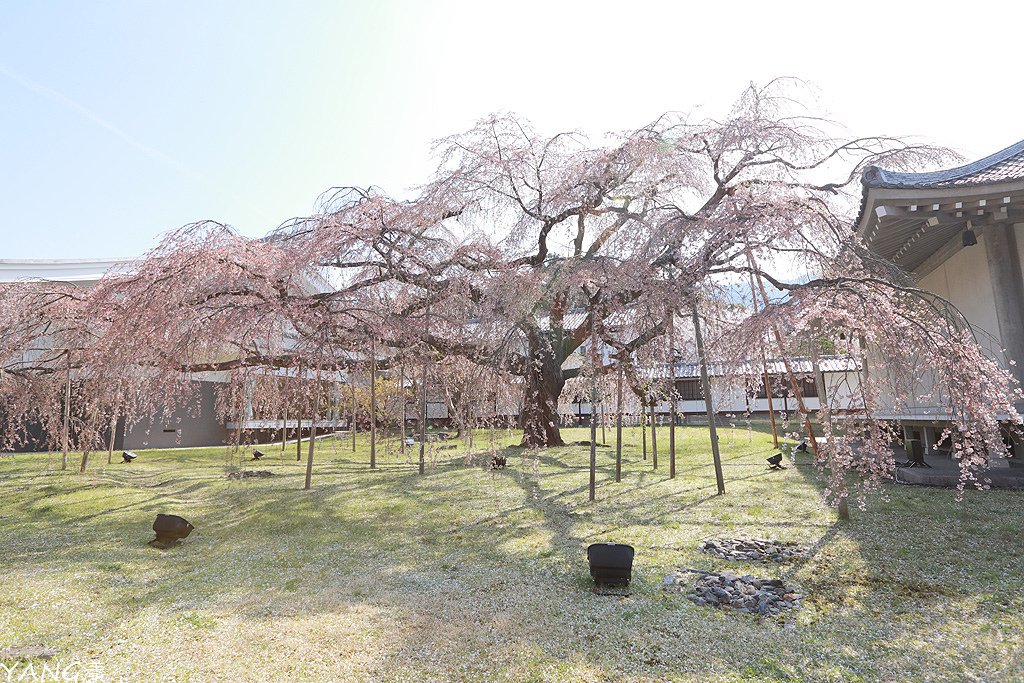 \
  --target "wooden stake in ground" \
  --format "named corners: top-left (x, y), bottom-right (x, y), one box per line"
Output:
top-left (615, 360), bottom-right (623, 483)
top-left (399, 362), bottom-right (407, 455)
top-left (370, 336), bottom-right (377, 469)
top-left (668, 306), bottom-right (677, 479)
top-left (641, 395), bottom-right (647, 460)
top-left (296, 364), bottom-right (304, 462)
top-left (589, 312), bottom-right (598, 502)
top-left (691, 300), bottom-right (725, 495)
top-left (281, 401), bottom-right (288, 451)
top-left (747, 265), bottom-right (779, 448)
top-left (234, 382), bottom-right (244, 463)
top-left (649, 395), bottom-right (658, 470)
top-left (303, 364), bottom-right (322, 490)
top-left (350, 380), bottom-right (357, 452)
top-left (419, 299), bottom-right (431, 476)
top-left (107, 413), bottom-right (116, 464)
top-left (747, 255), bottom-right (845, 517)
top-left (61, 366), bottom-right (70, 471)
top-left (809, 330), bottom-right (850, 520)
